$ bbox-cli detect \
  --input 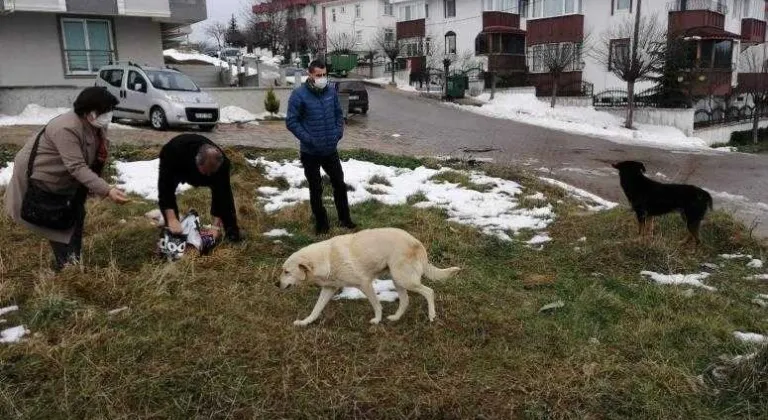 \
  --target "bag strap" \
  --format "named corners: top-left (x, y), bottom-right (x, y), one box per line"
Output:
top-left (25, 125), bottom-right (47, 180)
